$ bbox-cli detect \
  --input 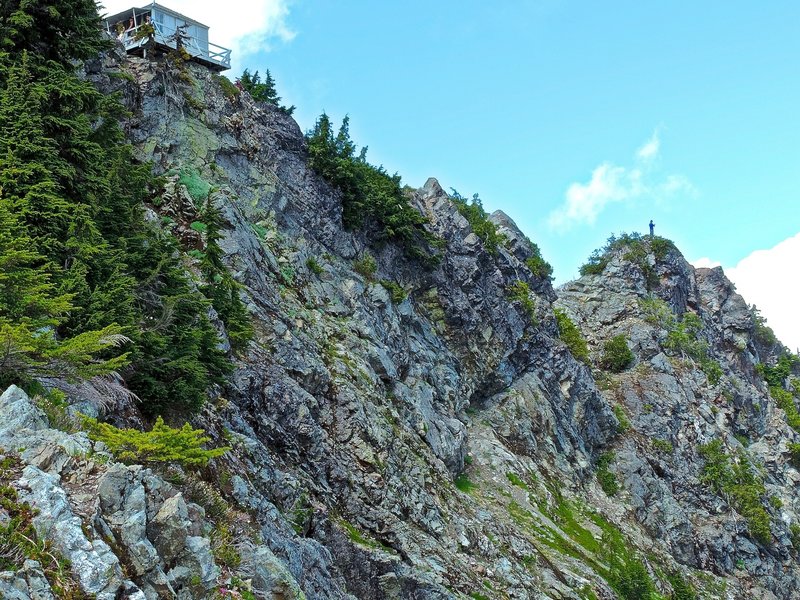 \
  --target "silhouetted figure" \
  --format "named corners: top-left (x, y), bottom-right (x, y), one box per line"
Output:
top-left (649, 220), bottom-right (655, 236)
